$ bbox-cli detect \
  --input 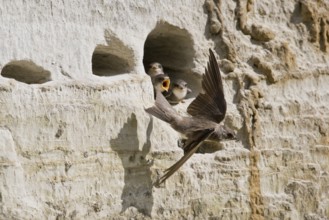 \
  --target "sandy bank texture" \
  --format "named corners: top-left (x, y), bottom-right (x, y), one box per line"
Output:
top-left (0, 0), bottom-right (329, 219)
